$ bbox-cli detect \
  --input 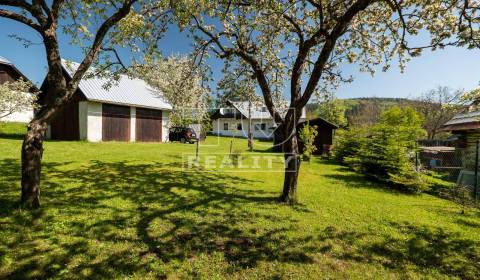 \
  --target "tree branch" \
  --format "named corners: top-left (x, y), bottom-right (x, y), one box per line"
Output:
top-left (68, 0), bottom-right (138, 92)
top-left (233, 49), bottom-right (284, 124)
top-left (298, 0), bottom-right (374, 110)
top-left (0, 9), bottom-right (42, 32)
top-left (51, 0), bottom-right (65, 19)
top-left (283, 13), bottom-right (304, 46)
top-left (101, 47), bottom-right (128, 71)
